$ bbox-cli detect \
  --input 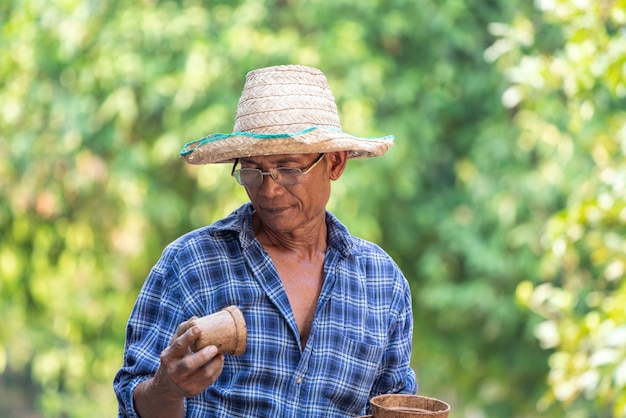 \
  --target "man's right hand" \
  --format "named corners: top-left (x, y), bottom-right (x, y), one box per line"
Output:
top-left (133, 318), bottom-right (226, 418)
